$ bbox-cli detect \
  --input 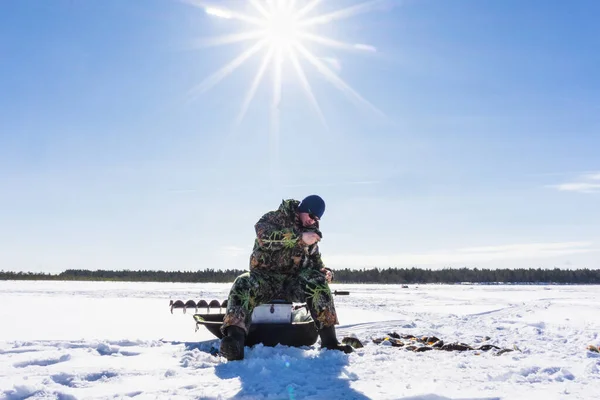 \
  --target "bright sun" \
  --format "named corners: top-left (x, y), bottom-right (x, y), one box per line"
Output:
top-left (187, 0), bottom-right (384, 120)
top-left (263, 6), bottom-right (299, 49)
top-left (184, 0), bottom-right (385, 170)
